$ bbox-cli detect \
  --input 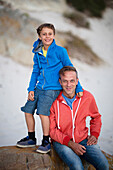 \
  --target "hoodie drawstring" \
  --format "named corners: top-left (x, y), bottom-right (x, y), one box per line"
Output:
top-left (57, 100), bottom-right (60, 129)
top-left (57, 98), bottom-right (82, 141)
top-left (72, 98), bottom-right (81, 142)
